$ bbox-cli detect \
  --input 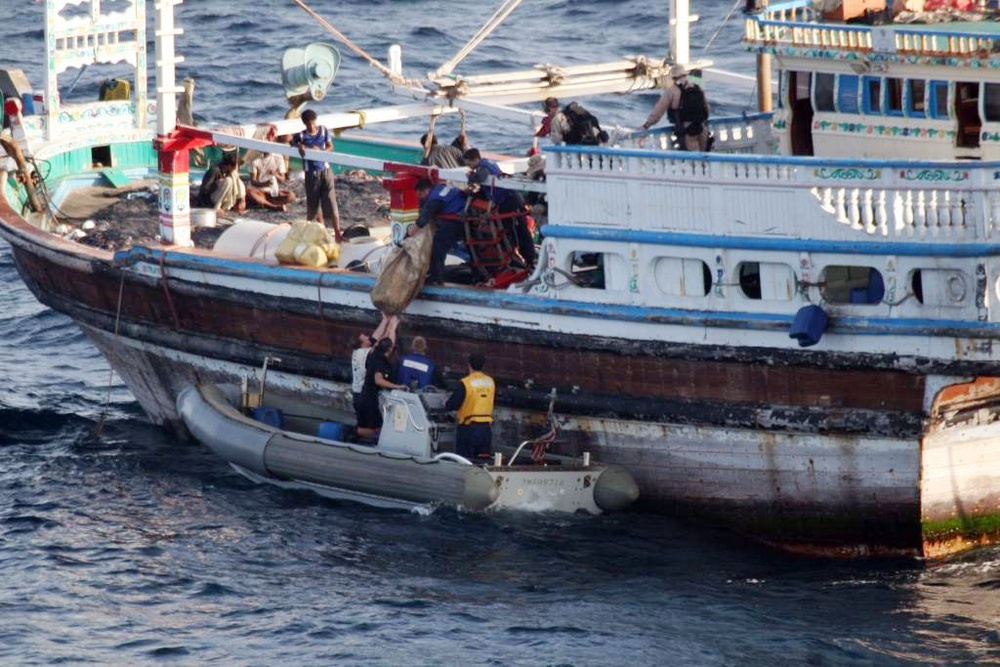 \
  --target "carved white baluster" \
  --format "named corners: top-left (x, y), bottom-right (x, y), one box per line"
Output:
top-left (902, 190), bottom-right (915, 236)
top-left (892, 190), bottom-right (910, 237)
top-left (939, 191), bottom-right (952, 235)
top-left (861, 189), bottom-right (874, 233)
top-left (877, 190), bottom-right (888, 236)
top-left (927, 190), bottom-right (939, 236)
top-left (849, 189), bottom-right (862, 230)
top-left (831, 188), bottom-right (851, 225)
top-left (914, 190), bottom-right (926, 236)
top-left (820, 187), bottom-right (835, 217)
